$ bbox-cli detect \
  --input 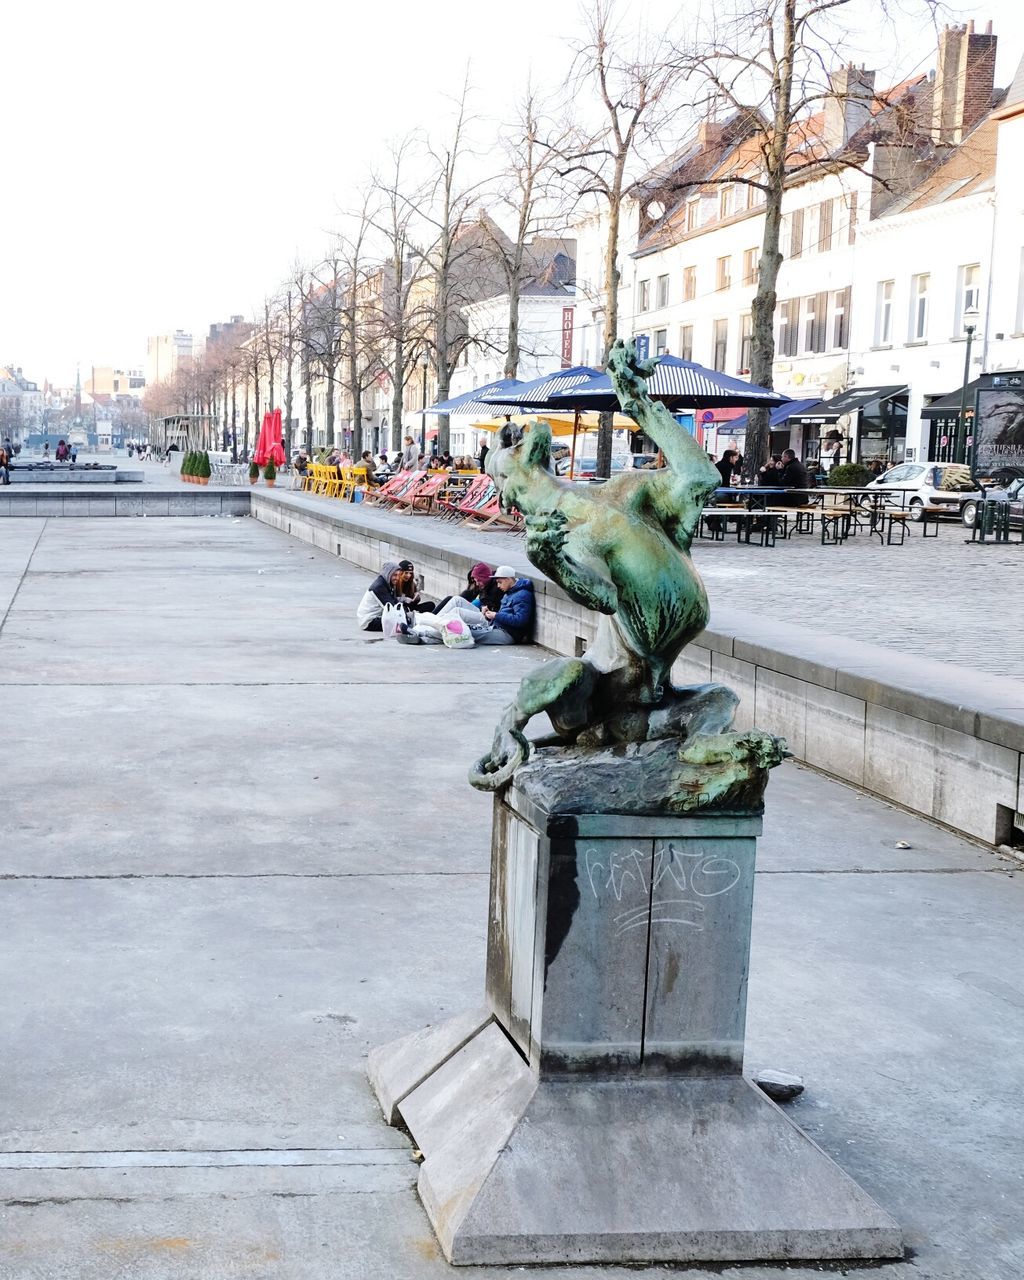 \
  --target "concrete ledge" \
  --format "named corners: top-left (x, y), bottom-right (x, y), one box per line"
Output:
top-left (251, 490), bottom-right (1024, 845)
top-left (0, 489), bottom-right (250, 517)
